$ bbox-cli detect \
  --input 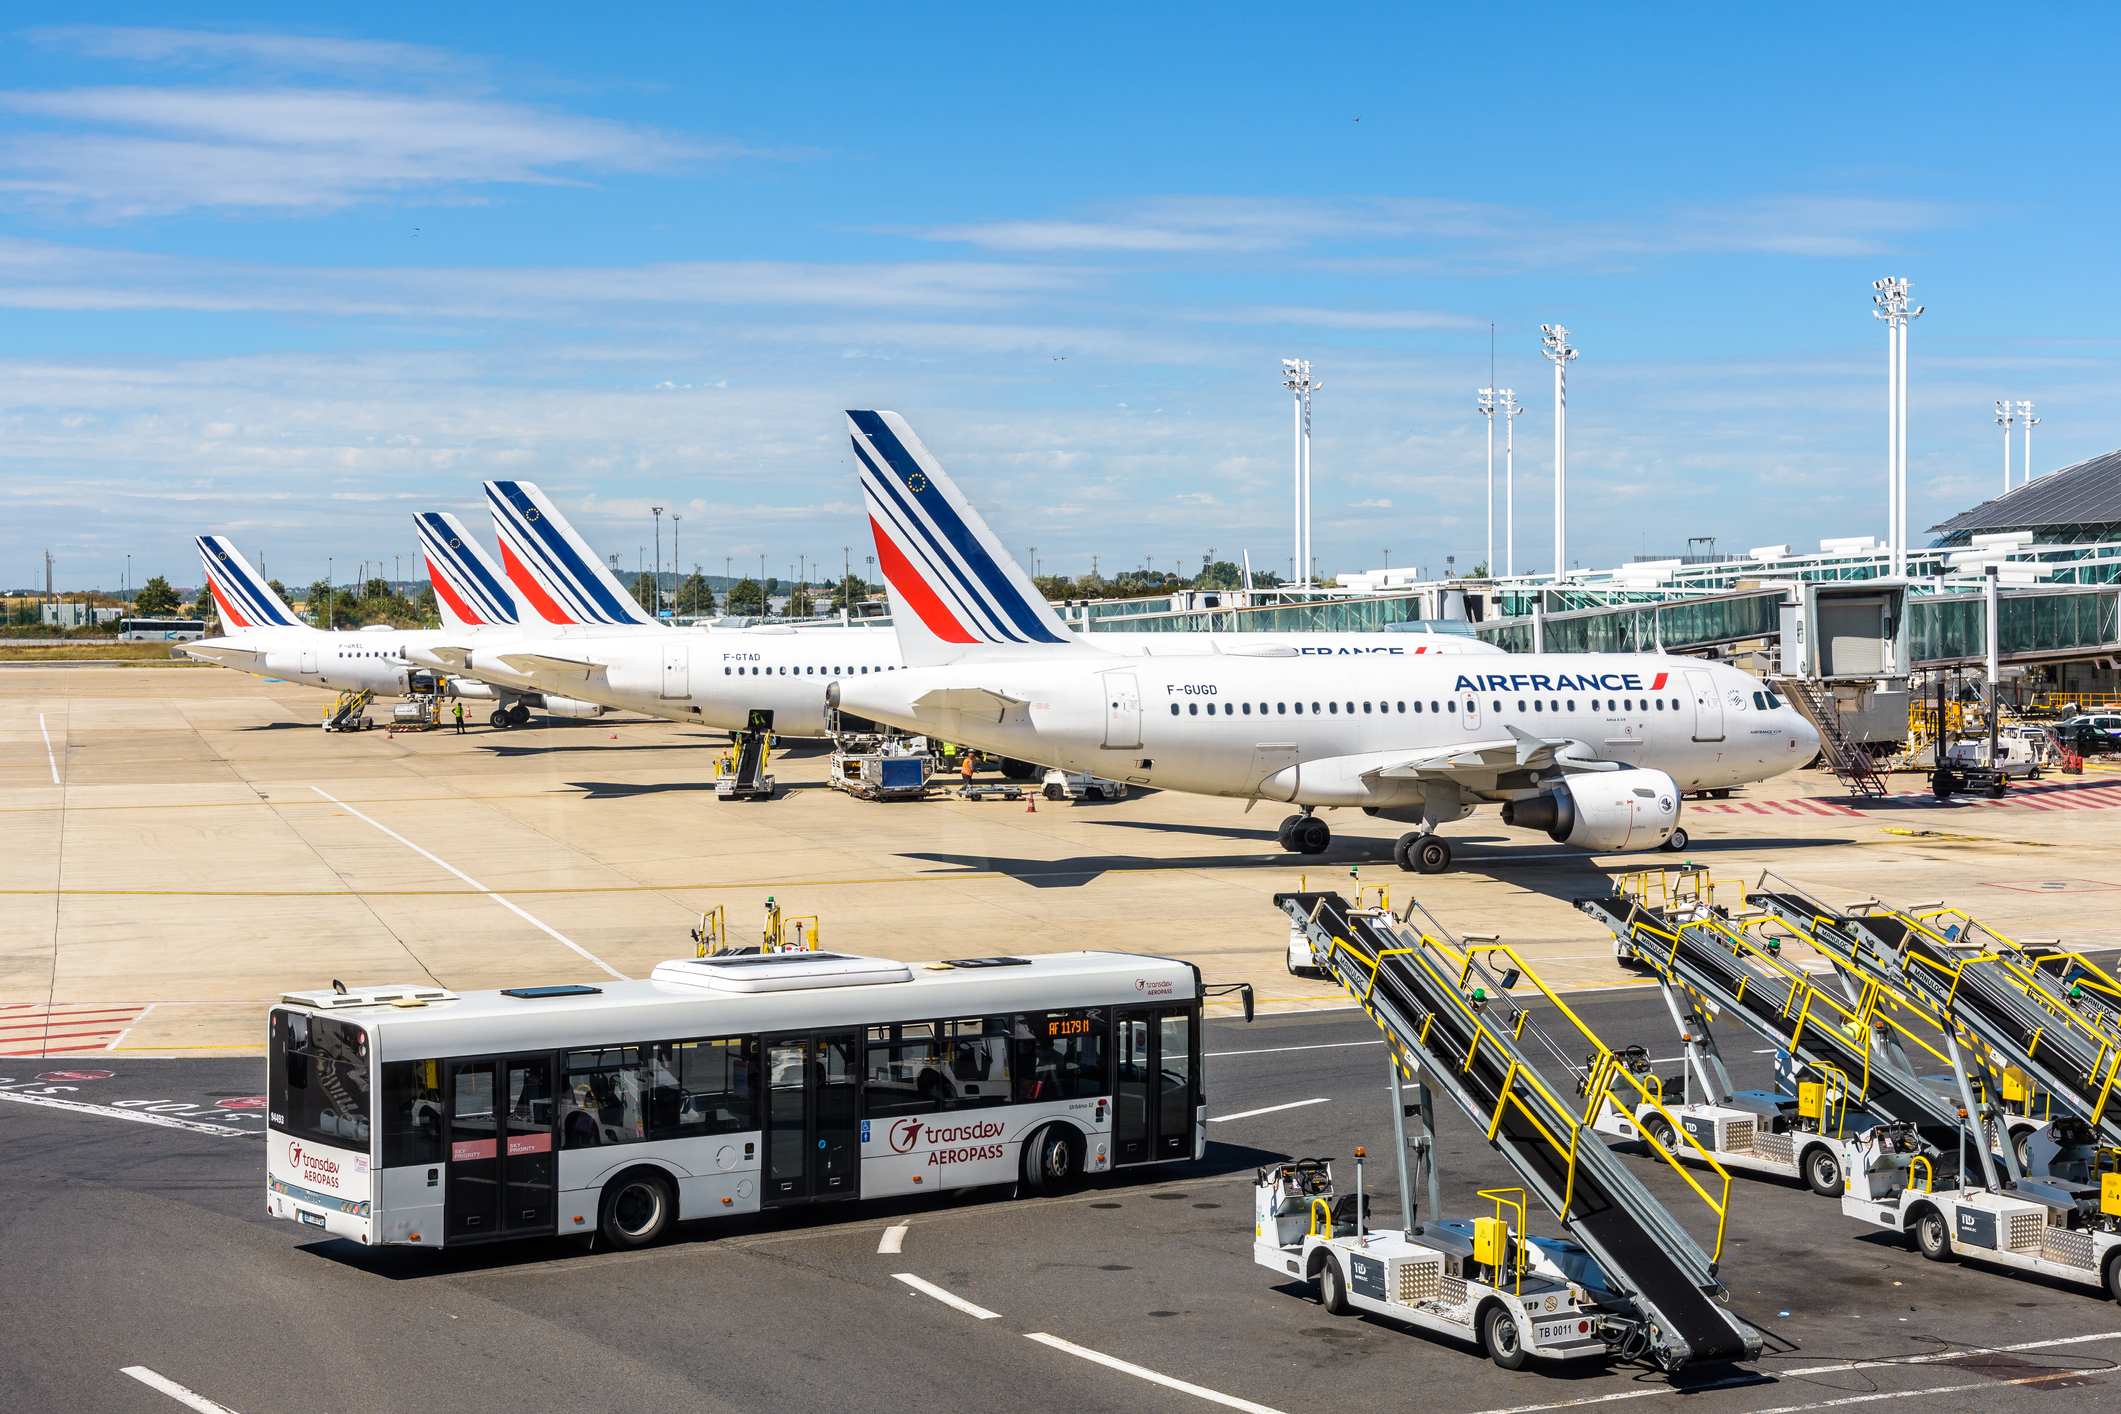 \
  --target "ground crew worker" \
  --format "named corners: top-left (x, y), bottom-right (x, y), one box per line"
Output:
top-left (452, 700), bottom-right (467, 734)
top-left (961, 751), bottom-right (976, 783)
